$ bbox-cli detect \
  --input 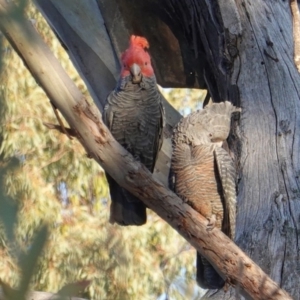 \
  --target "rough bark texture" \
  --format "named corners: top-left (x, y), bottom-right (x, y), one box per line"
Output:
top-left (236, 1), bottom-right (300, 298)
top-left (0, 1), bottom-right (293, 299)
